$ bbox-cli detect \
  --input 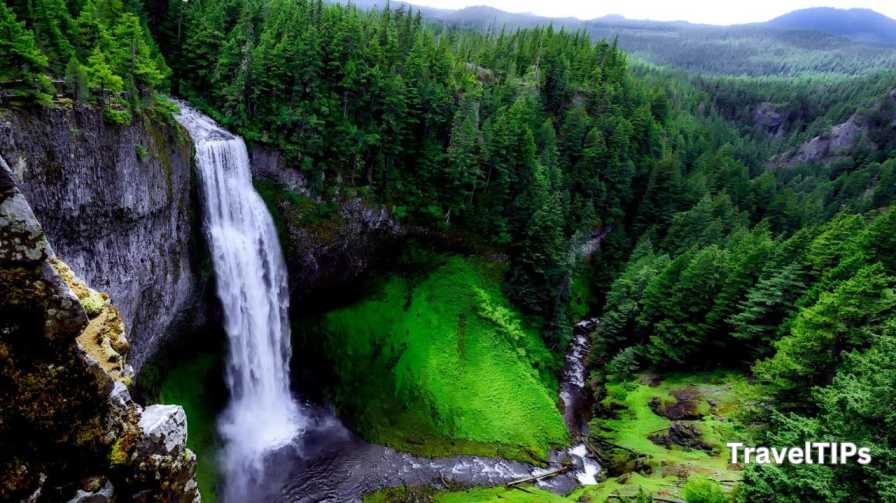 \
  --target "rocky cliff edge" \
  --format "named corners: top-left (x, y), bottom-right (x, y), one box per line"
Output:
top-left (0, 155), bottom-right (199, 502)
